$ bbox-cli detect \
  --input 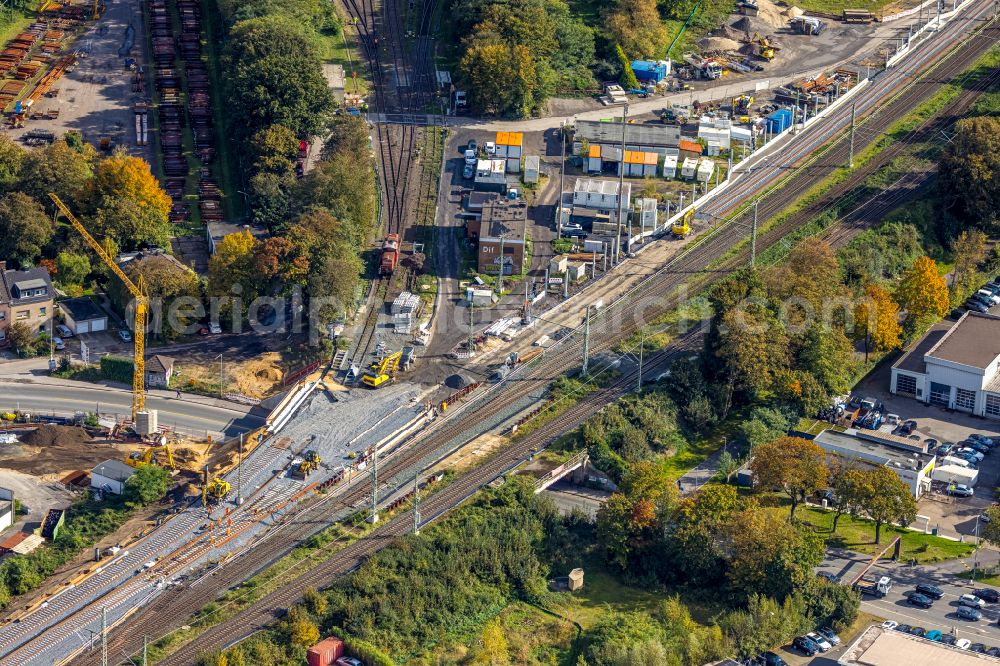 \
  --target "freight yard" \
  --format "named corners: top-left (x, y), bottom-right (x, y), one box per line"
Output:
top-left (0, 0), bottom-right (996, 659)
